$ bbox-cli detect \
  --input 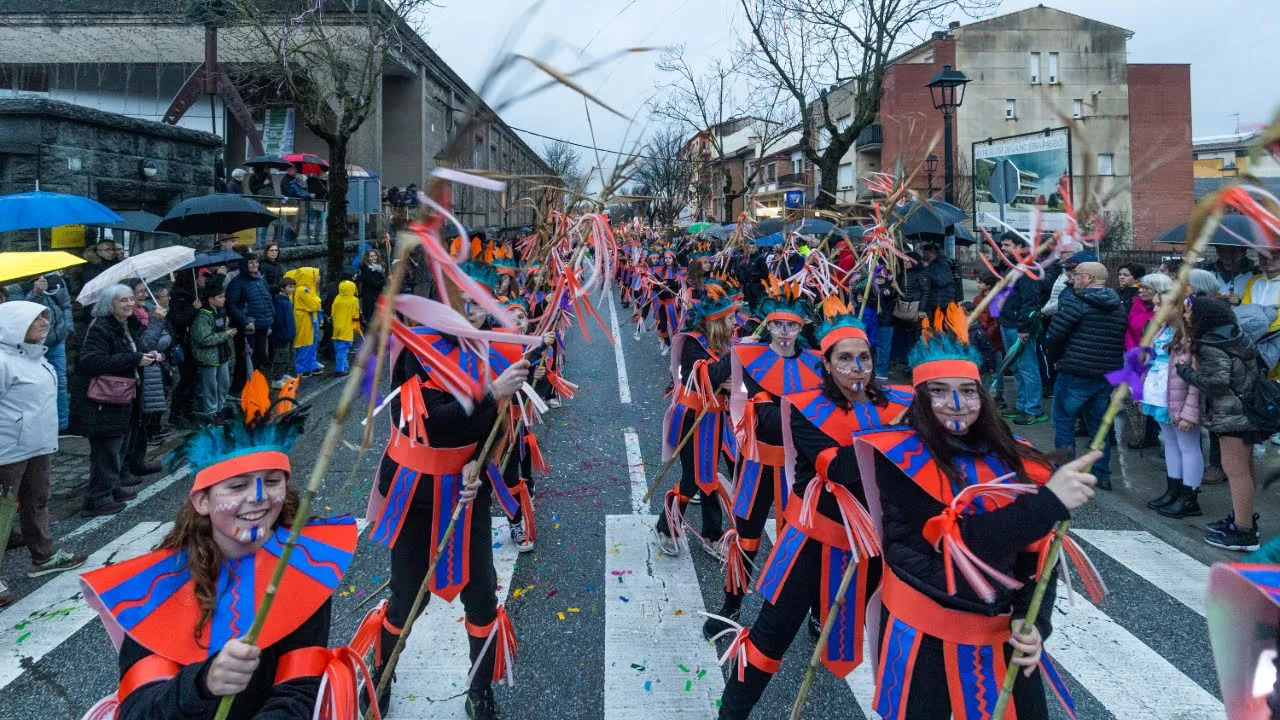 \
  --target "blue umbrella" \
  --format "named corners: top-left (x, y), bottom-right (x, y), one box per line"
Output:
top-left (788, 218), bottom-right (844, 238)
top-left (706, 224), bottom-right (735, 240)
top-left (753, 231), bottom-right (785, 248)
top-left (0, 191), bottom-right (122, 234)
